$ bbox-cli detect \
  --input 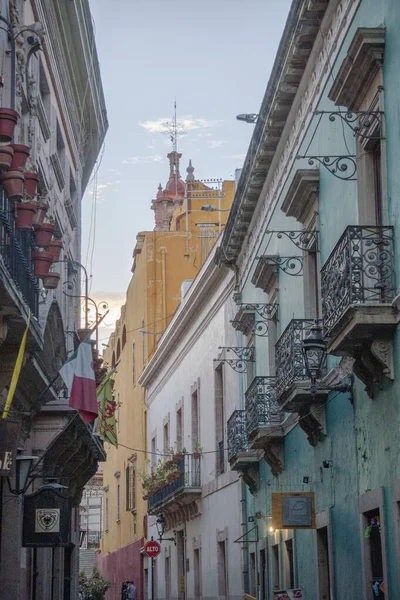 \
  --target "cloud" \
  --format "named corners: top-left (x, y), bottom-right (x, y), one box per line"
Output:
top-left (208, 140), bottom-right (227, 149)
top-left (227, 153), bottom-right (246, 159)
top-left (138, 115), bottom-right (221, 134)
top-left (197, 132), bottom-right (212, 138)
top-left (88, 180), bottom-right (120, 203)
top-left (122, 155), bottom-right (163, 165)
